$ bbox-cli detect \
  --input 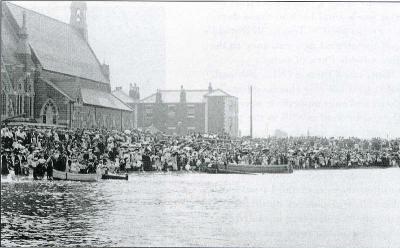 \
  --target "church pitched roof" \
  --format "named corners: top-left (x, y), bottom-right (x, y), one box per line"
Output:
top-left (5, 2), bottom-right (109, 84)
top-left (112, 88), bottom-right (135, 104)
top-left (81, 88), bottom-right (132, 111)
